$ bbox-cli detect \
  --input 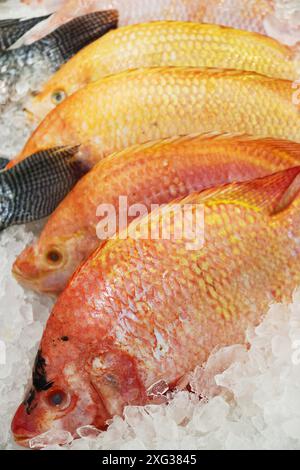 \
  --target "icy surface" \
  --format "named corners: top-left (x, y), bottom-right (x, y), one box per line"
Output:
top-left (265, 0), bottom-right (300, 45)
top-left (0, 224), bottom-right (54, 450)
top-left (0, 63), bottom-right (51, 159)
